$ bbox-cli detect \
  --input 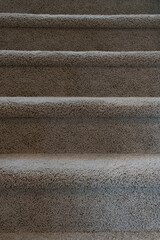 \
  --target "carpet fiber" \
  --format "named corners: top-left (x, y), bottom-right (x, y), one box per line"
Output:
top-left (0, 0), bottom-right (160, 238)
